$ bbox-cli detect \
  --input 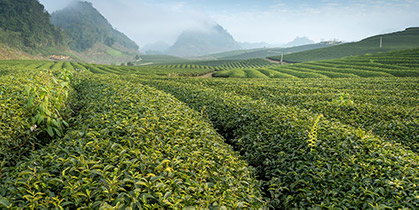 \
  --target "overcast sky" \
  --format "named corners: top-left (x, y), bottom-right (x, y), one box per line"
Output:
top-left (39, 0), bottom-right (419, 48)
